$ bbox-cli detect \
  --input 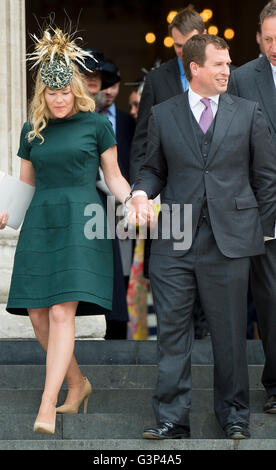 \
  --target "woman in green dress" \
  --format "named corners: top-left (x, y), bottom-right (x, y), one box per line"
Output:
top-left (0, 27), bottom-right (143, 435)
